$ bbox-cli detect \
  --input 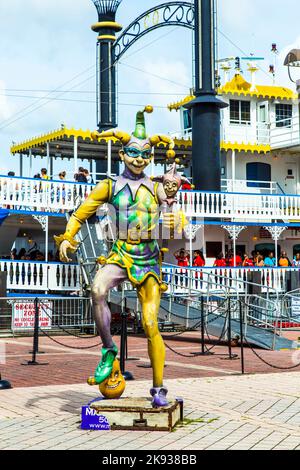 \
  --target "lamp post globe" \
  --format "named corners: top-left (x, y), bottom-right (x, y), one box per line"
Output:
top-left (91, 0), bottom-right (123, 20)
